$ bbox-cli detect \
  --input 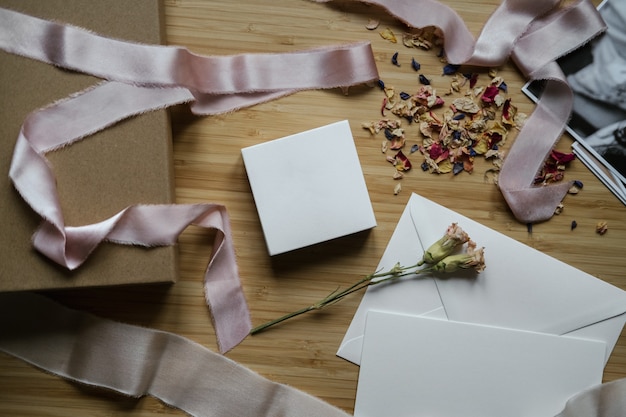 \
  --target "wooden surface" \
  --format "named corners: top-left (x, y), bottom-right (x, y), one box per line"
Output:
top-left (1, 0), bottom-right (624, 415)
